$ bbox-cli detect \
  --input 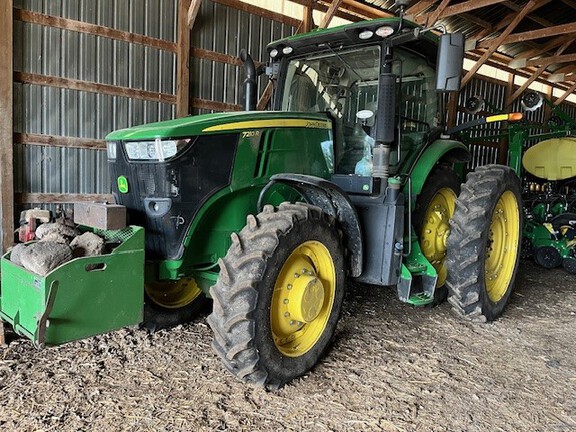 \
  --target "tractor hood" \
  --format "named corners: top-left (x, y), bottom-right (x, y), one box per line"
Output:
top-left (106, 111), bottom-right (332, 141)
